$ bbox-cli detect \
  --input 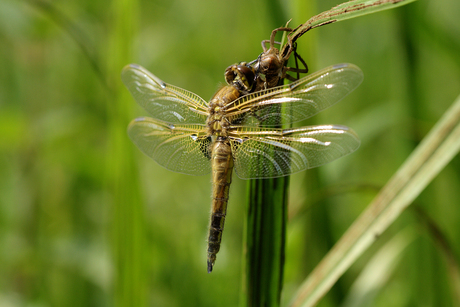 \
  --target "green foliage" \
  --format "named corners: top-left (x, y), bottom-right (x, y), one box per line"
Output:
top-left (0, 0), bottom-right (459, 306)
